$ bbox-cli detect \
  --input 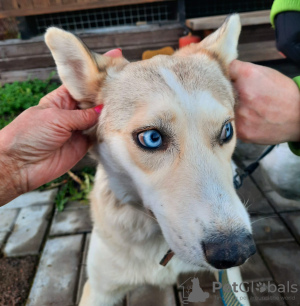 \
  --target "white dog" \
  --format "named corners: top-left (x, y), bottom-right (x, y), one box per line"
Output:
top-left (45, 14), bottom-right (256, 306)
